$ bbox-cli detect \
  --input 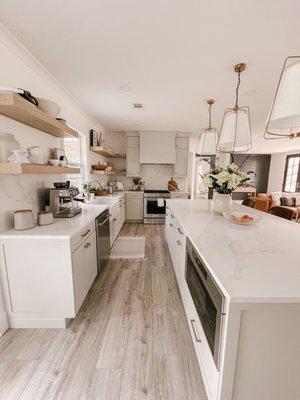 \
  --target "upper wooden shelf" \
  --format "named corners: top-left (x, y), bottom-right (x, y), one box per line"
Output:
top-left (89, 146), bottom-right (126, 158)
top-left (0, 163), bottom-right (80, 175)
top-left (0, 92), bottom-right (78, 139)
